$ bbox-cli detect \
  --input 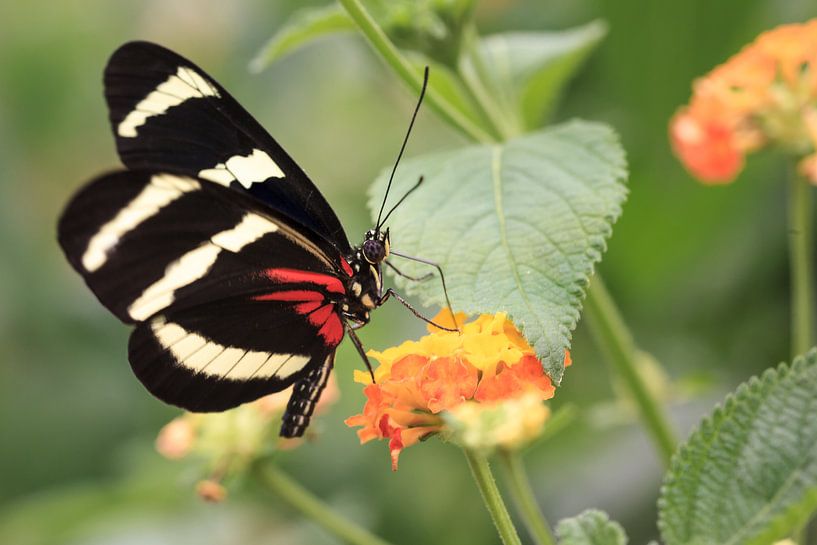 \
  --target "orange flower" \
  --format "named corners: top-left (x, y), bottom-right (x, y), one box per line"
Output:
top-left (670, 19), bottom-right (817, 183)
top-left (156, 416), bottom-right (196, 459)
top-left (345, 312), bottom-right (571, 469)
top-left (156, 376), bottom-right (339, 498)
top-left (196, 479), bottom-right (228, 503)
